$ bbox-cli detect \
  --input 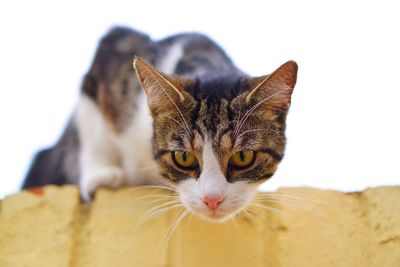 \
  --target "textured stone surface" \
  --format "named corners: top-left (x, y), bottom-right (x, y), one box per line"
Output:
top-left (0, 186), bottom-right (78, 267)
top-left (0, 186), bottom-right (399, 266)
